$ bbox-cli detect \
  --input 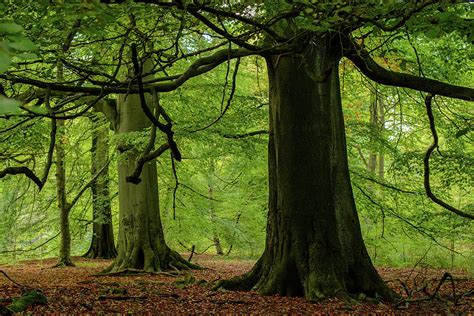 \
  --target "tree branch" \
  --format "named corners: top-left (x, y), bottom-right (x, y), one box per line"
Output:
top-left (221, 129), bottom-right (268, 139)
top-left (126, 143), bottom-right (170, 184)
top-left (0, 48), bottom-right (258, 95)
top-left (423, 94), bottom-right (473, 220)
top-left (0, 167), bottom-right (42, 188)
top-left (131, 44), bottom-right (182, 161)
top-left (343, 38), bottom-right (474, 101)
